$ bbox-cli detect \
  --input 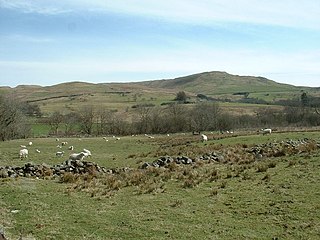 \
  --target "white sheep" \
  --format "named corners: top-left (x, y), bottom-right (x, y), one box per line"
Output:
top-left (20, 145), bottom-right (26, 148)
top-left (68, 146), bottom-right (74, 151)
top-left (28, 141), bottom-right (33, 146)
top-left (56, 151), bottom-right (65, 157)
top-left (82, 148), bottom-right (92, 156)
top-left (61, 141), bottom-right (68, 146)
top-left (69, 152), bottom-right (86, 161)
top-left (56, 138), bottom-right (60, 142)
top-left (19, 148), bottom-right (28, 159)
top-left (261, 128), bottom-right (272, 135)
top-left (35, 149), bottom-right (41, 153)
top-left (201, 134), bottom-right (208, 142)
